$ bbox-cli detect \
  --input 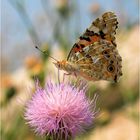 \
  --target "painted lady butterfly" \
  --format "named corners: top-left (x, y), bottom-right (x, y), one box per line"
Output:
top-left (37, 12), bottom-right (122, 83)
top-left (53, 12), bottom-right (122, 82)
